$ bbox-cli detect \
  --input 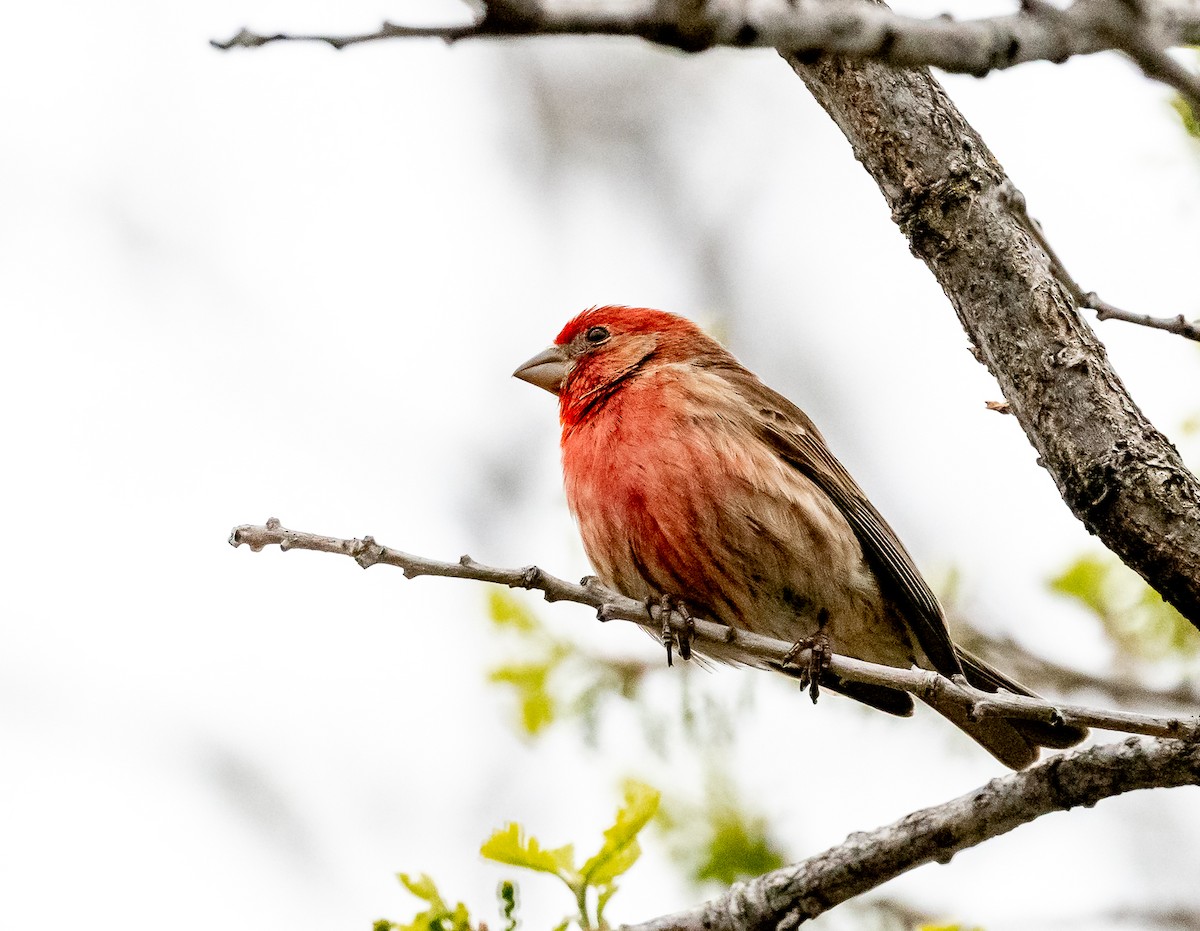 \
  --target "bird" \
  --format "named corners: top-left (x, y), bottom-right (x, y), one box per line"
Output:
top-left (513, 305), bottom-right (1087, 769)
